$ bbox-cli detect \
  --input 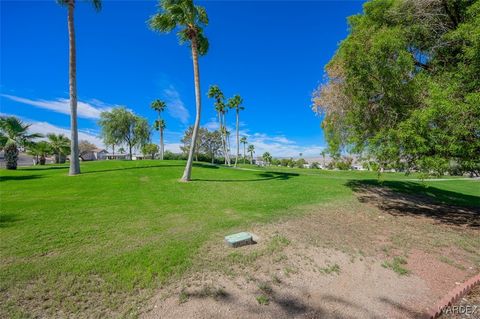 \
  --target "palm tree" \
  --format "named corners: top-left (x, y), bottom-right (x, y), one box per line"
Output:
top-left (151, 99), bottom-right (167, 159)
top-left (207, 85), bottom-right (229, 165)
top-left (47, 133), bottom-right (71, 164)
top-left (0, 116), bottom-right (42, 169)
top-left (262, 151), bottom-right (272, 166)
top-left (150, 0), bottom-right (209, 182)
top-left (240, 136), bottom-right (247, 164)
top-left (154, 119), bottom-right (166, 159)
top-left (27, 141), bottom-right (51, 165)
top-left (57, 0), bottom-right (101, 175)
top-left (227, 94), bottom-right (244, 167)
top-left (247, 144), bottom-right (255, 165)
